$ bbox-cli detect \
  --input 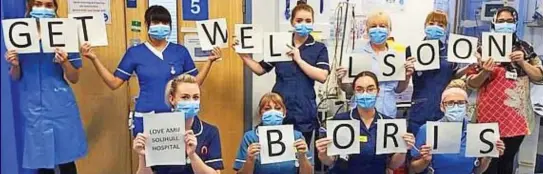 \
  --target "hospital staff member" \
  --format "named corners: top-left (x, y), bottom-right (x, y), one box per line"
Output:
top-left (410, 80), bottom-right (505, 174)
top-left (233, 1), bottom-right (329, 142)
top-left (316, 71), bottom-right (416, 174)
top-left (234, 93), bottom-right (313, 174)
top-left (3, 0), bottom-right (87, 173)
top-left (337, 11), bottom-right (415, 118)
top-left (467, 6), bottom-right (543, 174)
top-left (132, 75), bottom-right (223, 174)
top-left (407, 11), bottom-right (471, 135)
top-left (81, 5), bottom-right (221, 137)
